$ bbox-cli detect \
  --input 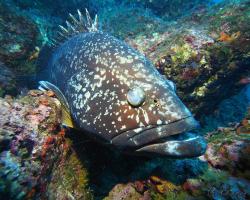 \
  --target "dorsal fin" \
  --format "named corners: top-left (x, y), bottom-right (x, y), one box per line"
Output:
top-left (51, 9), bottom-right (99, 47)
